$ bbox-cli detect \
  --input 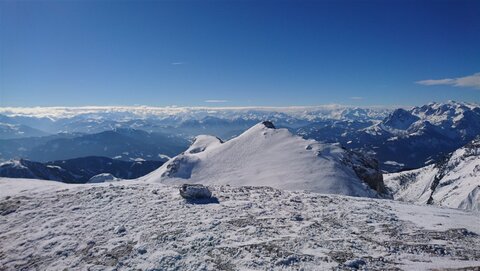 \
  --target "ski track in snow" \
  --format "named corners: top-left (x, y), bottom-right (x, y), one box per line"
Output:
top-left (0, 179), bottom-right (479, 270)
